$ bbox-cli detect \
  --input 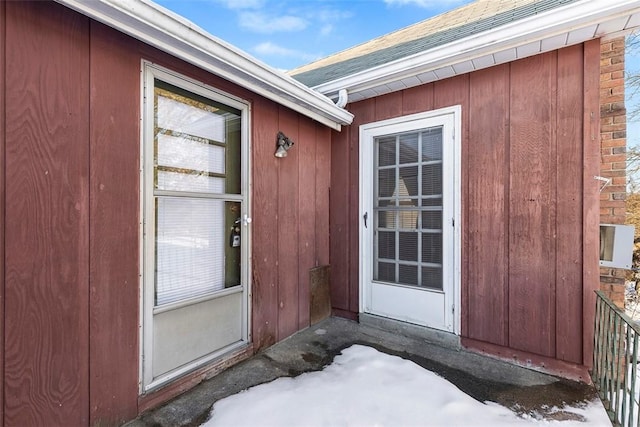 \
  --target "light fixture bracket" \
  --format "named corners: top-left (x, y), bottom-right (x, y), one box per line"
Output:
top-left (275, 131), bottom-right (294, 158)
